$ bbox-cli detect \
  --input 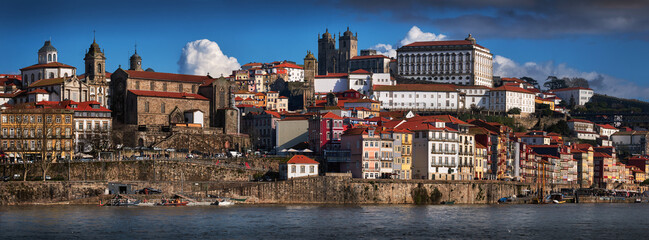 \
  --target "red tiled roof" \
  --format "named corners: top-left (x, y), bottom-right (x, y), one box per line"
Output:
top-left (264, 110), bottom-right (281, 118)
top-left (287, 155), bottom-right (319, 164)
top-left (322, 112), bottom-right (343, 120)
top-left (491, 85), bottom-right (533, 94)
top-left (594, 152), bottom-right (612, 158)
top-left (373, 83), bottom-right (457, 92)
top-left (350, 69), bottom-right (371, 74)
top-left (234, 97), bottom-right (243, 101)
top-left (403, 40), bottom-right (486, 49)
top-left (278, 96), bottom-right (288, 99)
top-left (501, 78), bottom-right (526, 83)
top-left (597, 124), bottom-right (617, 130)
top-left (273, 63), bottom-right (303, 69)
top-left (345, 98), bottom-right (380, 104)
top-left (20, 62), bottom-right (75, 71)
top-left (128, 90), bottom-right (208, 100)
top-left (242, 62), bottom-right (263, 67)
top-left (71, 101), bottom-right (111, 112)
top-left (351, 55), bottom-right (390, 60)
top-left (568, 119), bottom-right (594, 124)
top-left (27, 89), bottom-right (48, 94)
top-left (125, 70), bottom-right (211, 83)
top-left (315, 73), bottom-right (348, 78)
